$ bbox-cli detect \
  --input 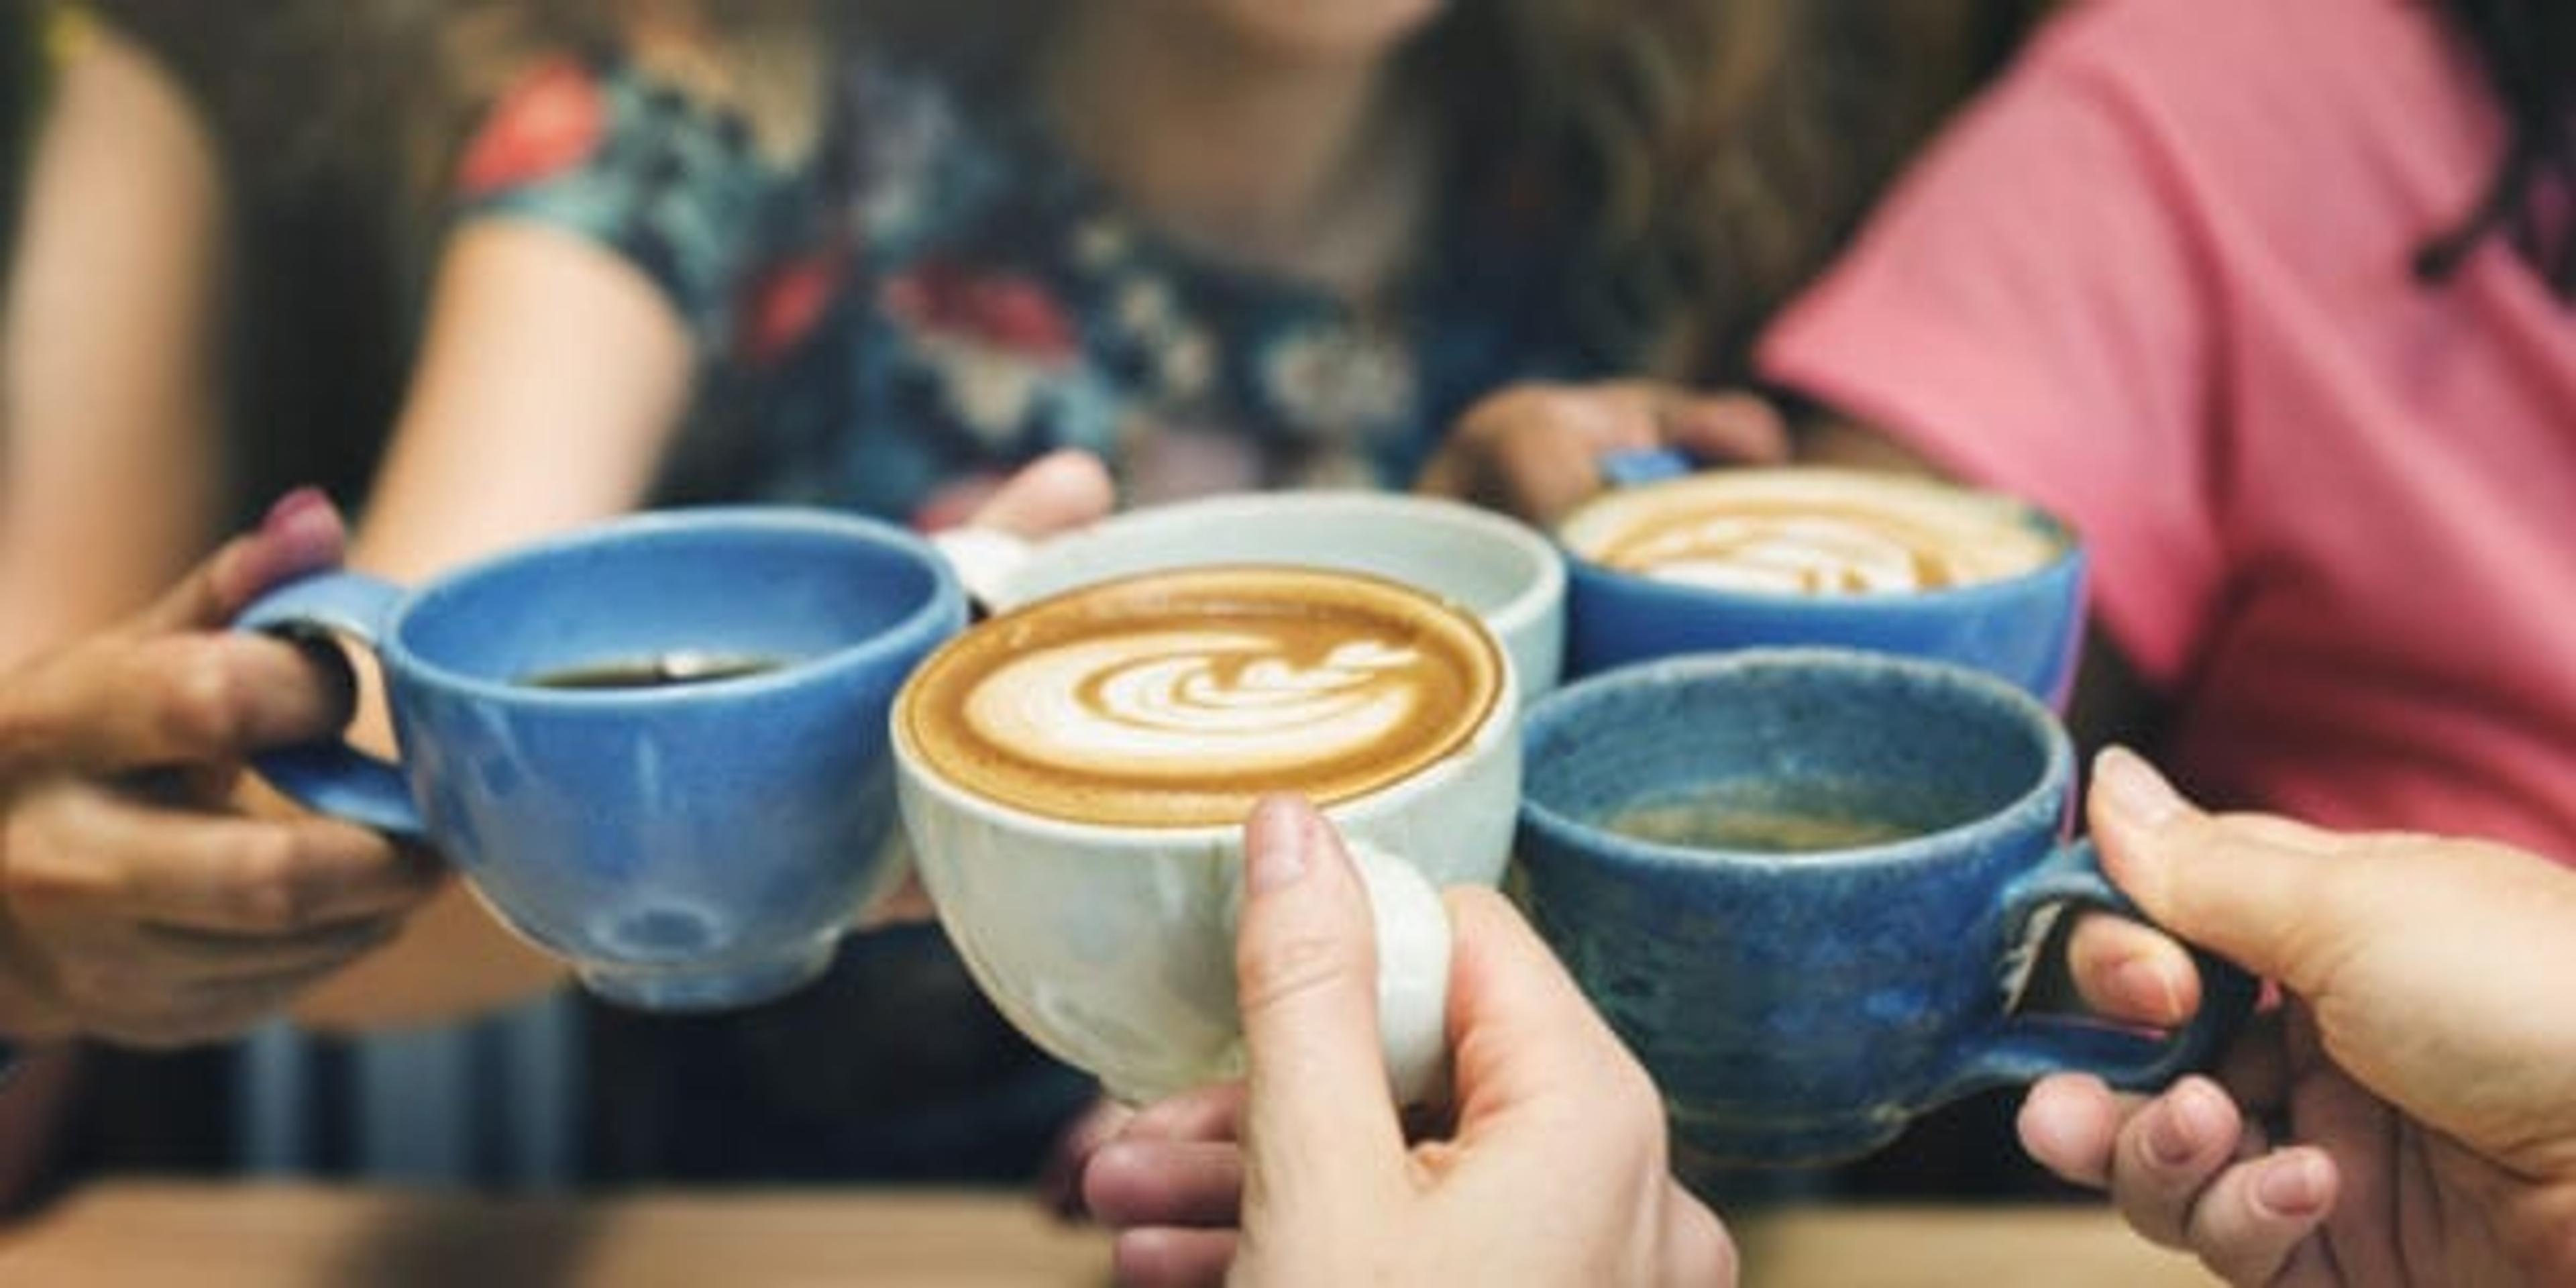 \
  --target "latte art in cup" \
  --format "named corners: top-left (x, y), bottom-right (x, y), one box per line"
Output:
top-left (898, 567), bottom-right (1503, 827)
top-left (1564, 468), bottom-right (2065, 595)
